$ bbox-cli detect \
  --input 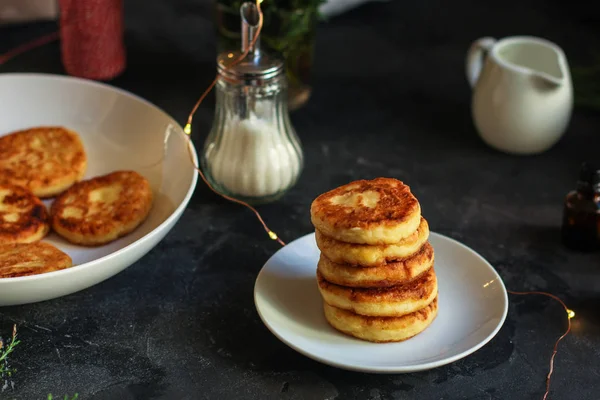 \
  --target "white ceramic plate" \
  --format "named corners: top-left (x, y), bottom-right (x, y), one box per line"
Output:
top-left (0, 73), bottom-right (198, 306)
top-left (254, 232), bottom-right (508, 373)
